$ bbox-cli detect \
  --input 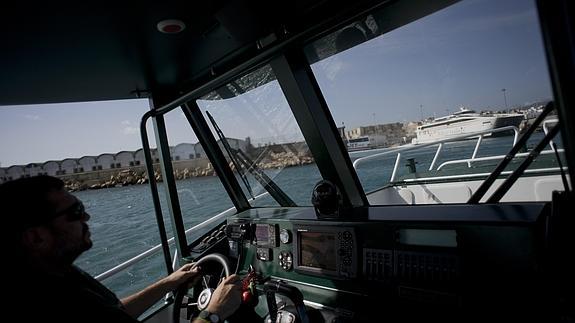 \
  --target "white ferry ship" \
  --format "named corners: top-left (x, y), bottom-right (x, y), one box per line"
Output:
top-left (413, 107), bottom-right (524, 144)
